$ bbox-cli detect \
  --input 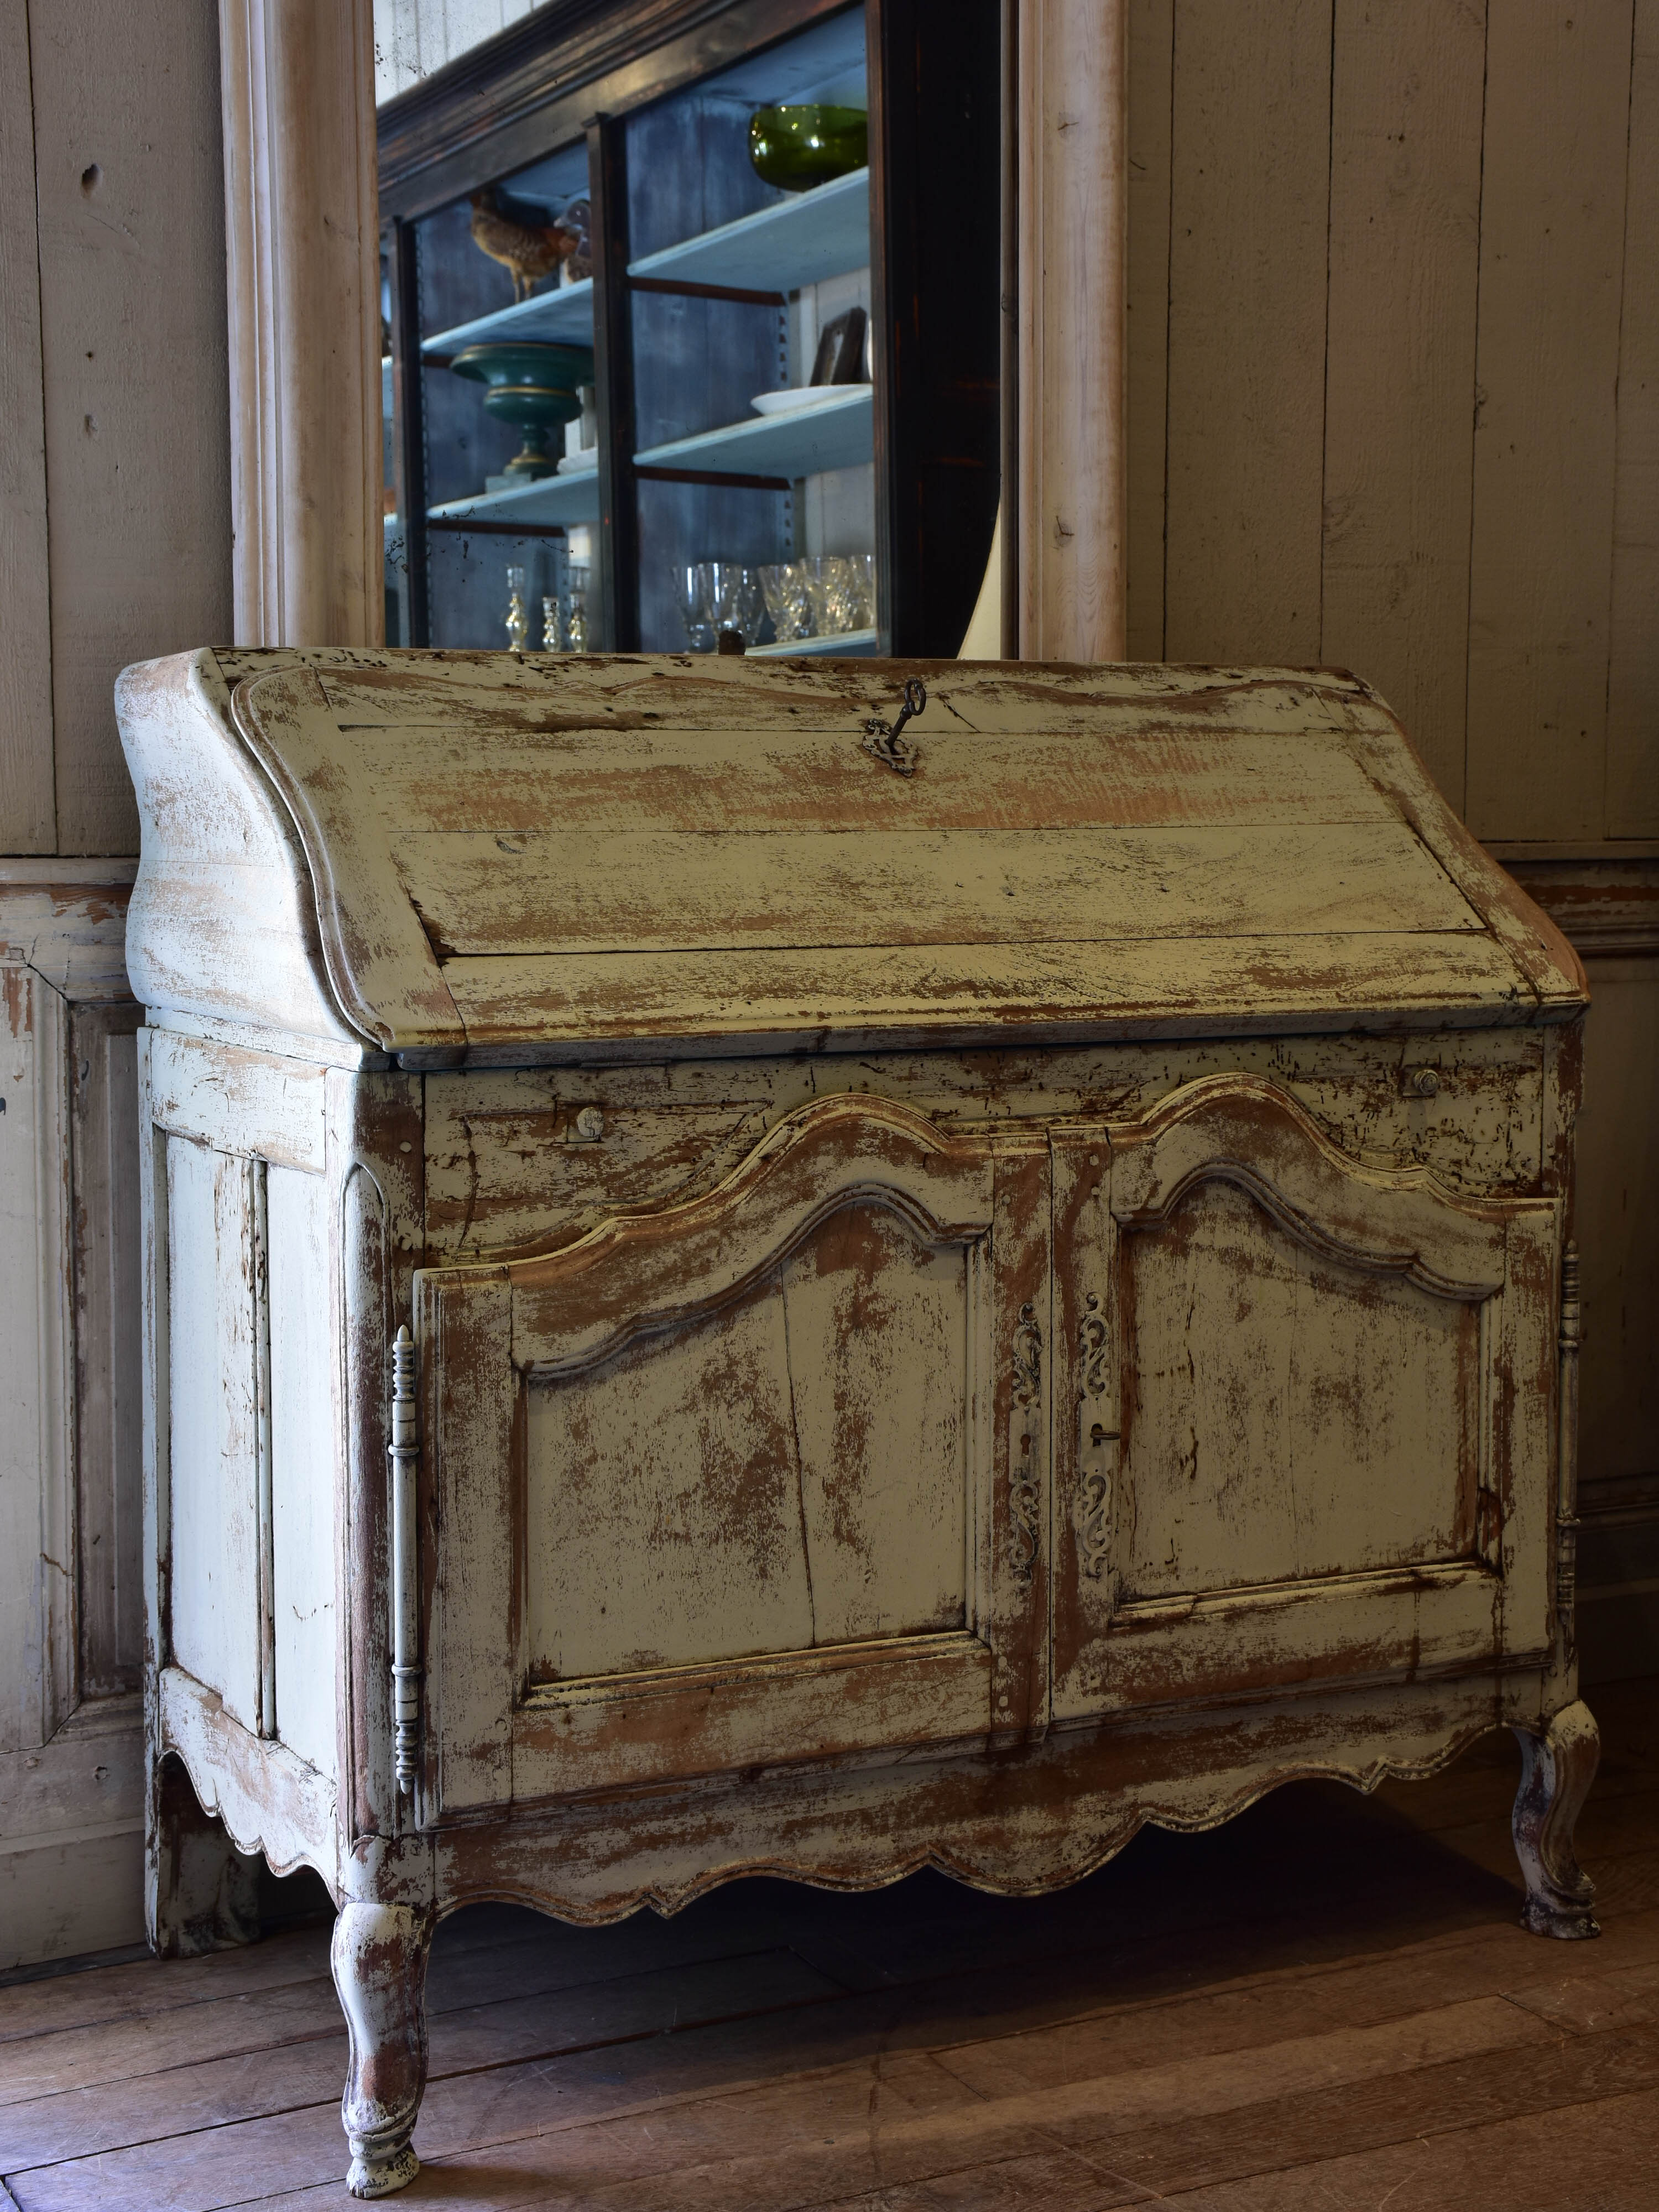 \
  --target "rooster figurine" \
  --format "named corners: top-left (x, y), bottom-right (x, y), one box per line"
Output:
top-left (469, 185), bottom-right (580, 304)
